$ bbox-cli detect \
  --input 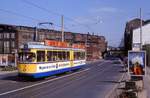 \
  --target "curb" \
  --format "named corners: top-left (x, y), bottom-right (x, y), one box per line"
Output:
top-left (105, 63), bottom-right (126, 98)
top-left (0, 70), bottom-right (18, 75)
